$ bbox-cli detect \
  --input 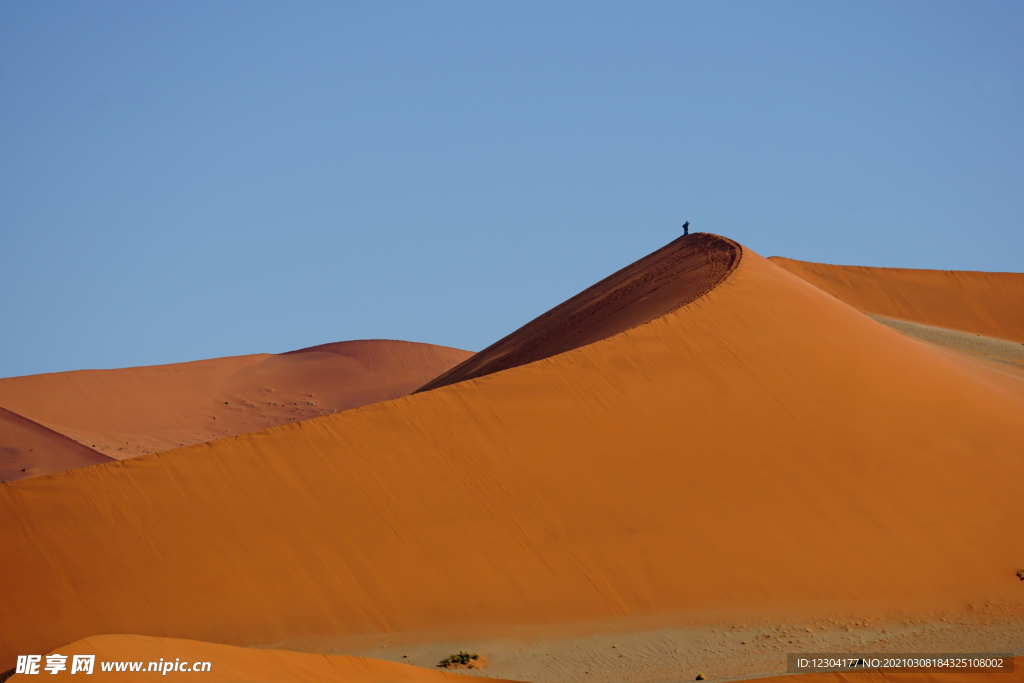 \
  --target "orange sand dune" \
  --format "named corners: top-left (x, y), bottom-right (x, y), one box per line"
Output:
top-left (0, 340), bottom-right (472, 459)
top-left (419, 233), bottom-right (739, 391)
top-left (2, 237), bottom-right (1024, 667)
top-left (10, 635), bottom-right (512, 683)
top-left (0, 407), bottom-right (111, 483)
top-left (770, 256), bottom-right (1024, 343)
